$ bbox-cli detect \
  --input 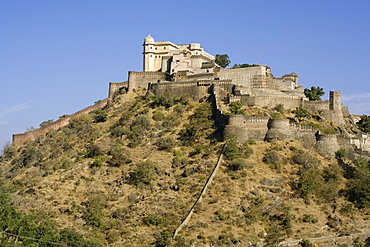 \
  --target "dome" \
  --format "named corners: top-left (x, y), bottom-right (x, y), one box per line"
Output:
top-left (144, 33), bottom-right (154, 43)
